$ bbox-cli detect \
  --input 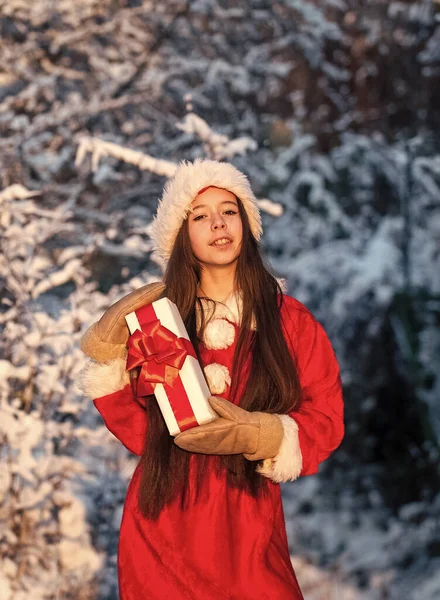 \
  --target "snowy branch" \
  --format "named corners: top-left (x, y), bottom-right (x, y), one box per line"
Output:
top-left (175, 112), bottom-right (257, 160)
top-left (0, 184), bottom-right (41, 203)
top-left (75, 136), bottom-right (177, 176)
